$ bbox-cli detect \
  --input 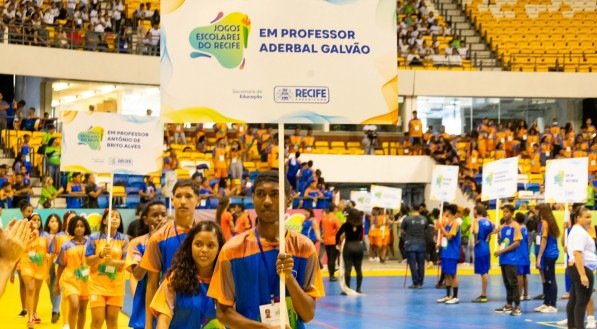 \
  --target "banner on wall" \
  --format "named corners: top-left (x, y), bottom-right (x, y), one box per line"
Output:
top-left (350, 190), bottom-right (372, 212)
top-left (60, 111), bottom-right (163, 174)
top-left (481, 157), bottom-right (519, 201)
top-left (370, 185), bottom-right (402, 209)
top-left (161, 0), bottom-right (398, 124)
top-left (544, 157), bottom-right (588, 203)
top-left (430, 165), bottom-right (459, 202)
